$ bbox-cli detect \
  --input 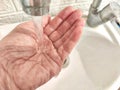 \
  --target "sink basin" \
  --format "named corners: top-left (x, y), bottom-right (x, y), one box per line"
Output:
top-left (77, 21), bottom-right (120, 90)
top-left (0, 20), bottom-right (120, 90)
